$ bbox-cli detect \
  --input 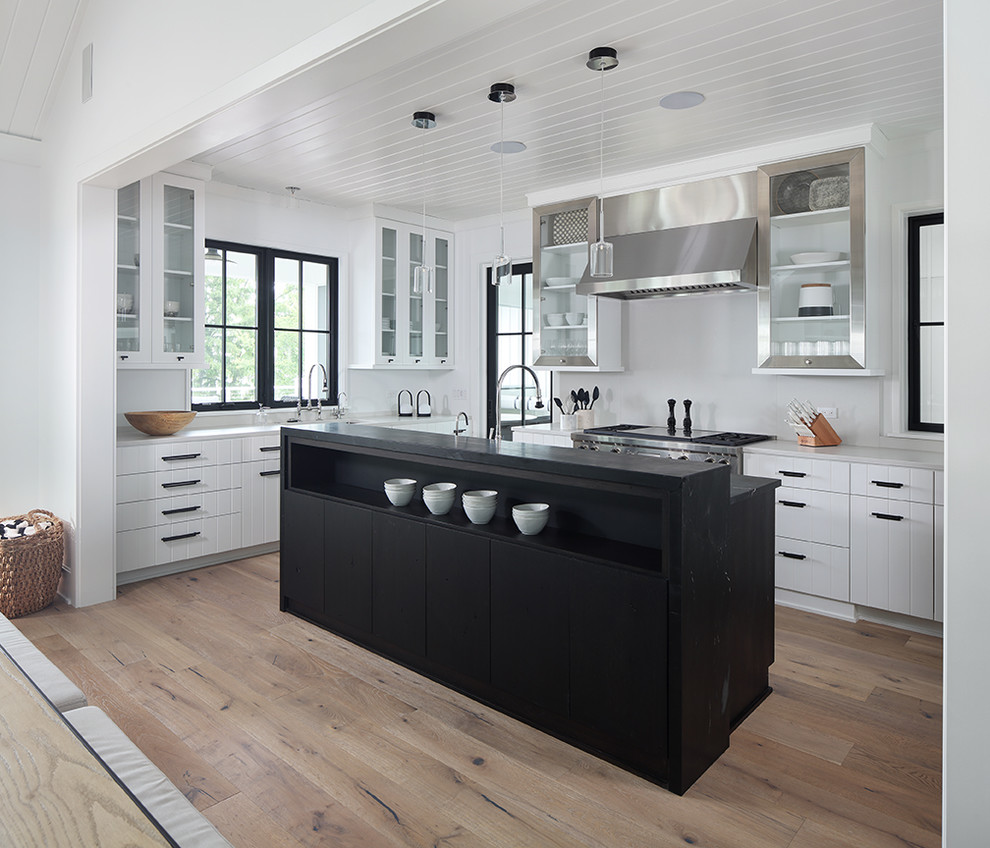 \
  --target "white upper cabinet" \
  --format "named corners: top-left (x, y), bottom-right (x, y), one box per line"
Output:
top-left (117, 173), bottom-right (205, 367)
